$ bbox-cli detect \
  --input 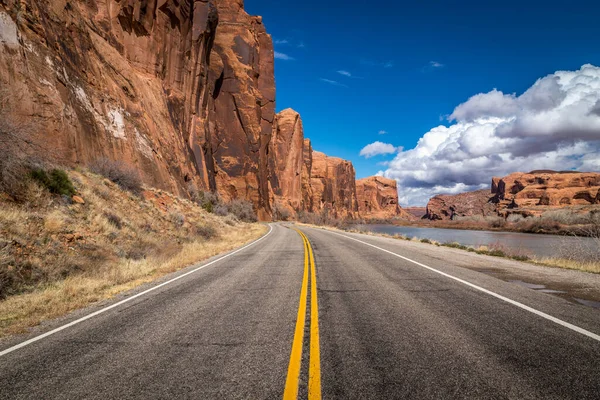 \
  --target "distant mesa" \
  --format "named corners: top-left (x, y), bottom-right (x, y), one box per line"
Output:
top-left (424, 171), bottom-right (600, 220)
